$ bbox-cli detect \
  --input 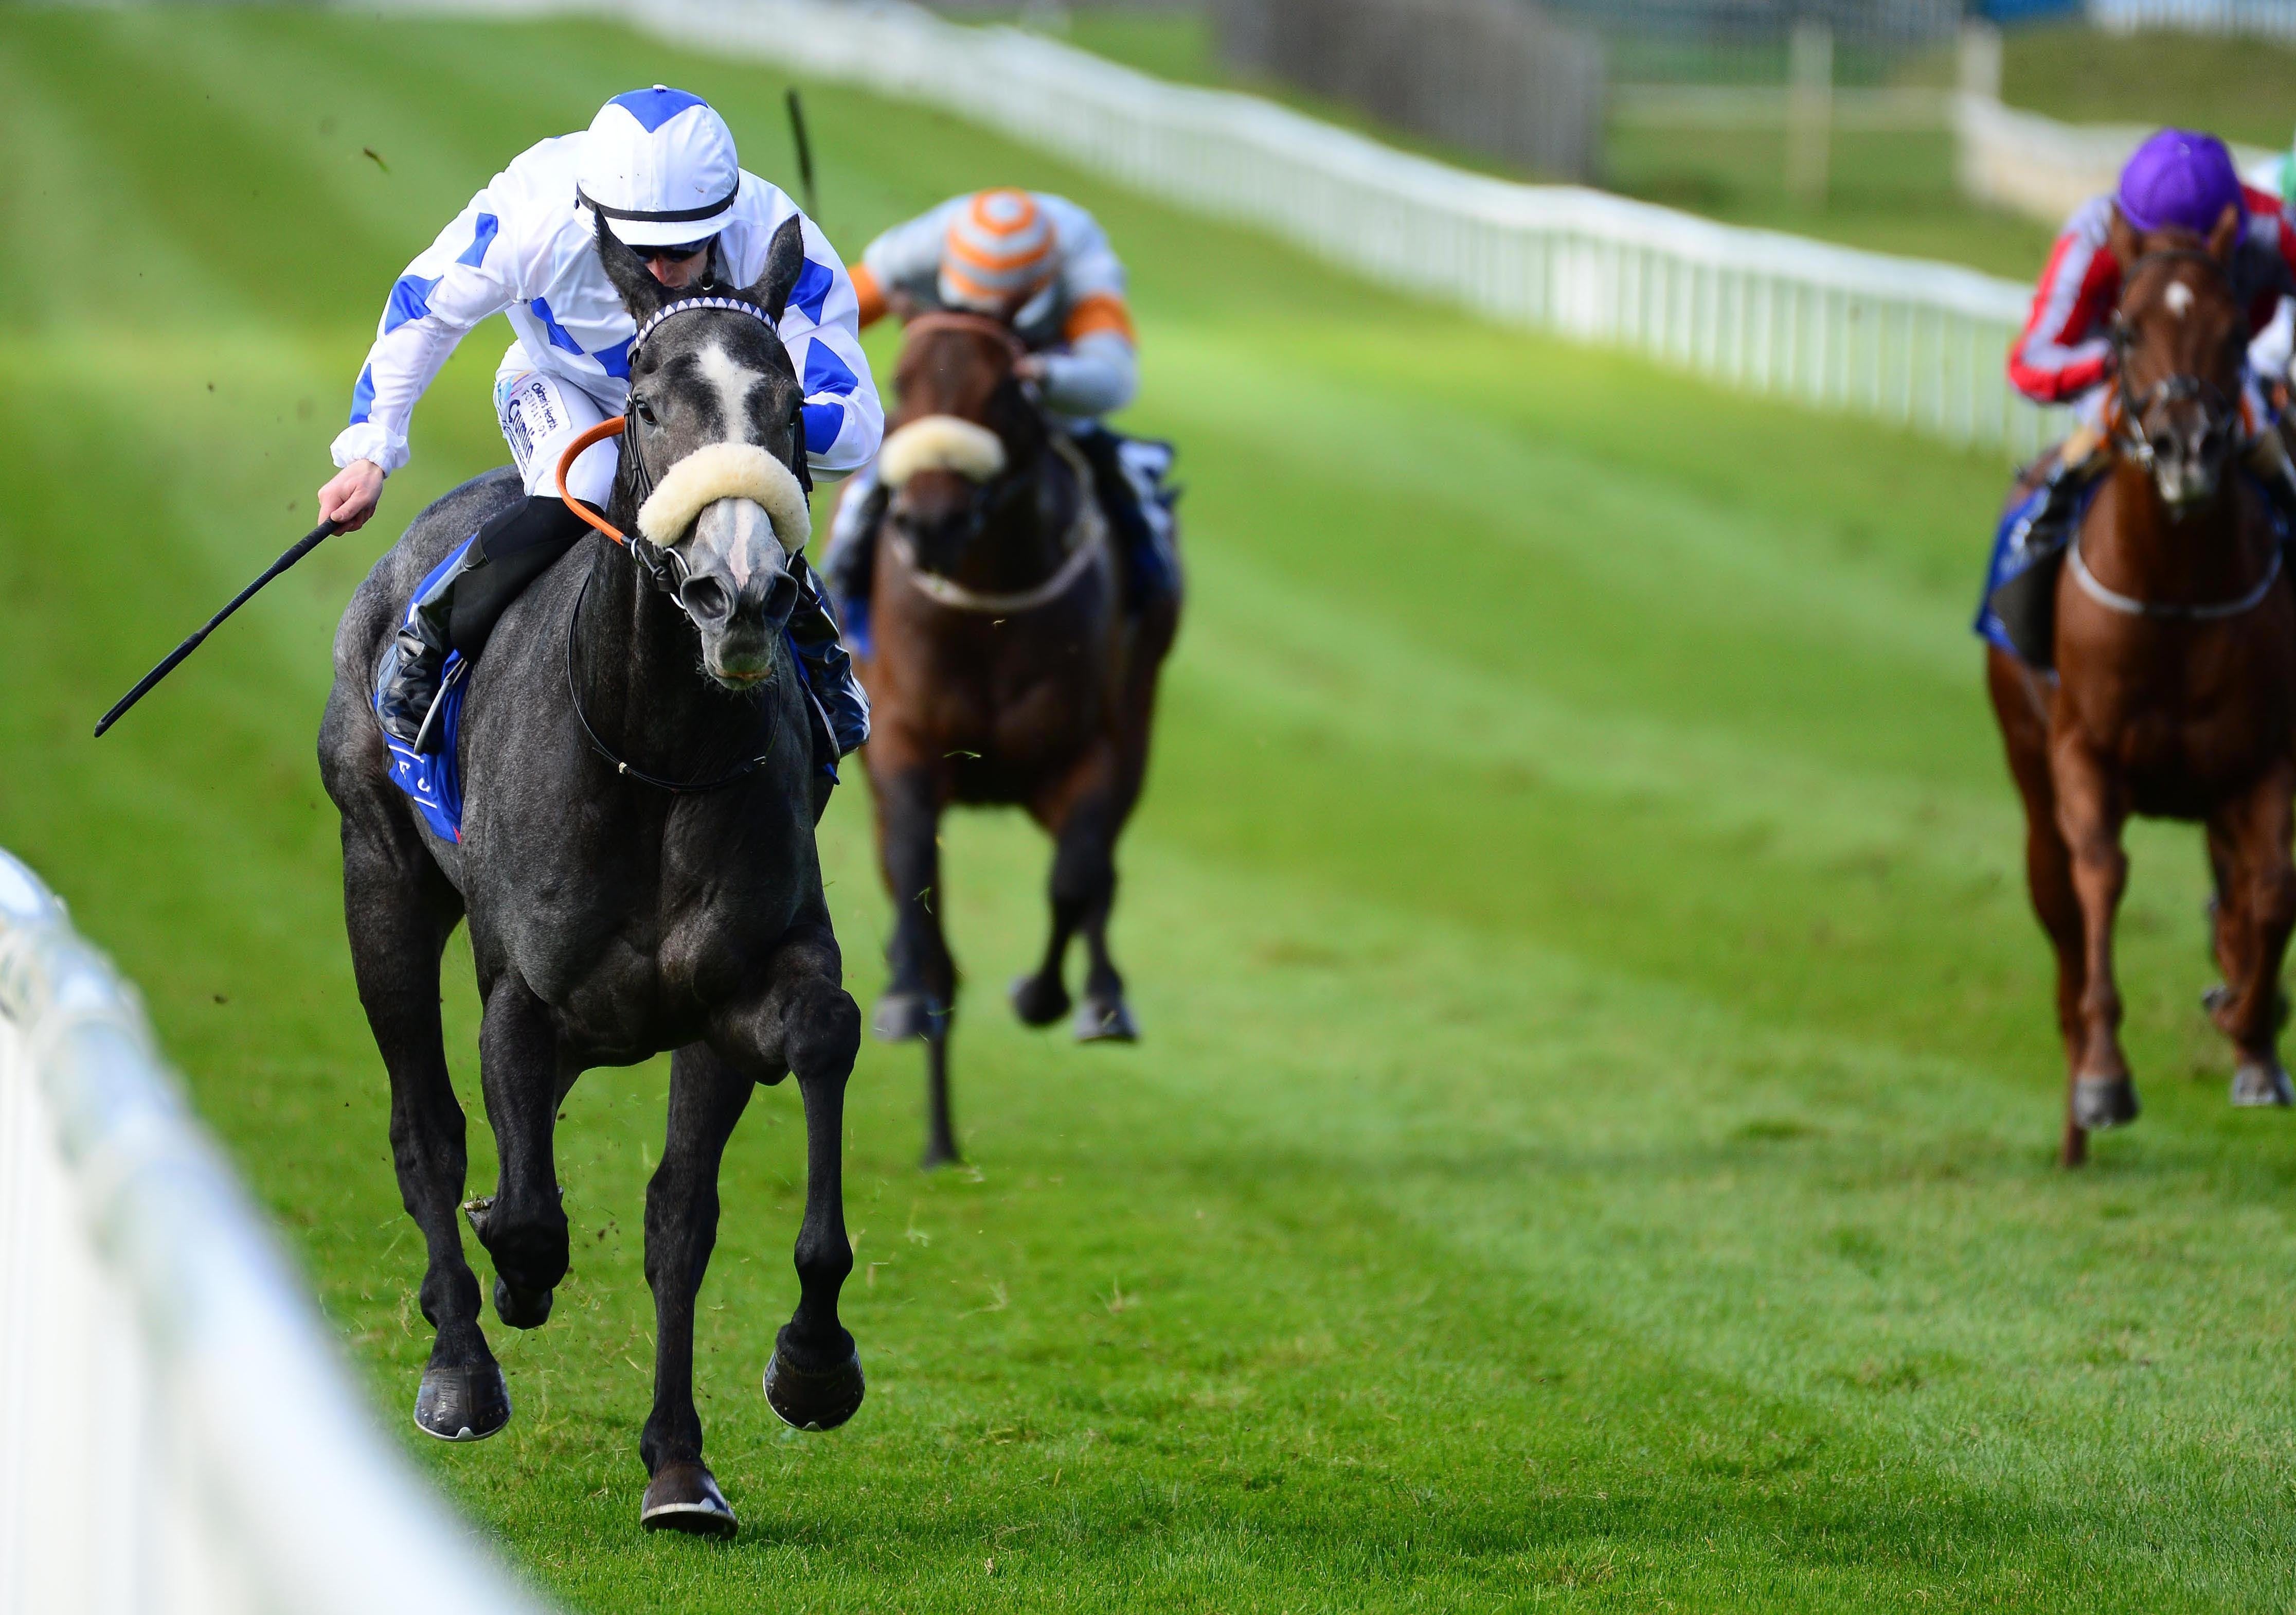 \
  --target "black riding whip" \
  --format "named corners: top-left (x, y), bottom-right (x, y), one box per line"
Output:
top-left (785, 87), bottom-right (818, 219)
top-left (93, 518), bottom-right (342, 737)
